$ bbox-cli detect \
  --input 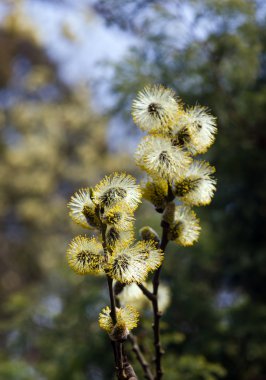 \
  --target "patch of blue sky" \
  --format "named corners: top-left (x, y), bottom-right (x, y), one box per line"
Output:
top-left (23, 0), bottom-right (137, 88)
top-left (0, 2), bottom-right (9, 21)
